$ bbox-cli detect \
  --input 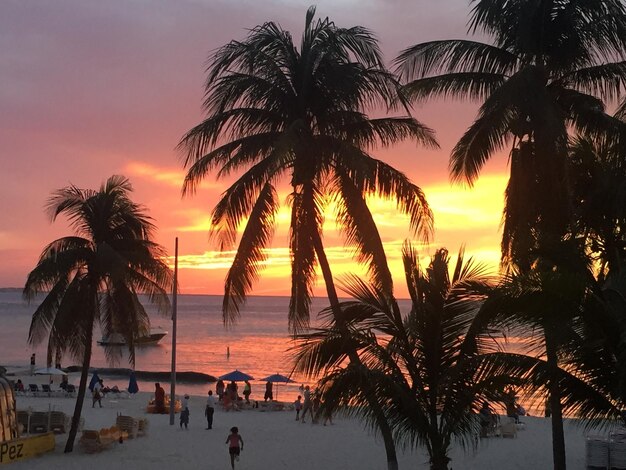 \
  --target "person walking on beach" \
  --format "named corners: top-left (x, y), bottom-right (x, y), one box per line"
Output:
top-left (301, 385), bottom-right (313, 423)
top-left (180, 394), bottom-right (190, 429)
top-left (226, 426), bottom-right (244, 470)
top-left (243, 380), bottom-right (252, 404)
top-left (205, 390), bottom-right (215, 429)
top-left (92, 379), bottom-right (103, 408)
top-left (29, 353), bottom-right (36, 375)
top-left (294, 395), bottom-right (302, 421)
